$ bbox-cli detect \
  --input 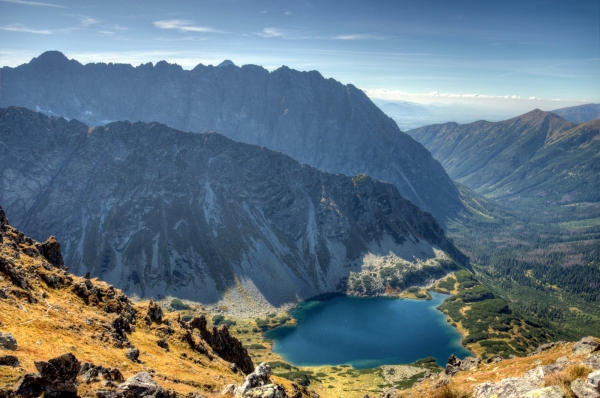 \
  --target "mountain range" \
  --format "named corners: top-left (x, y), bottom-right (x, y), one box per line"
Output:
top-left (0, 51), bottom-right (462, 223)
top-left (0, 106), bottom-right (464, 309)
top-left (407, 109), bottom-right (600, 207)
